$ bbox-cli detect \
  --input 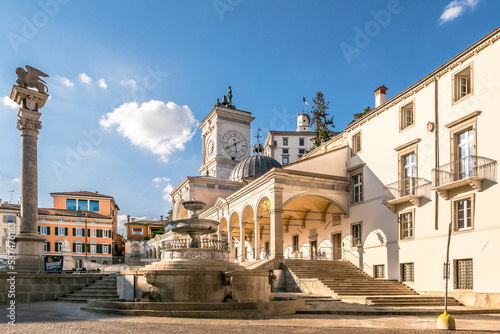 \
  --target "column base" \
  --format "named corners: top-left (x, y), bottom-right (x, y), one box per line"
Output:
top-left (12, 233), bottom-right (46, 273)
